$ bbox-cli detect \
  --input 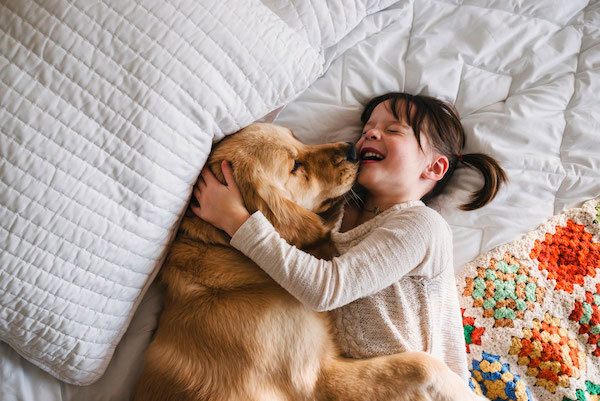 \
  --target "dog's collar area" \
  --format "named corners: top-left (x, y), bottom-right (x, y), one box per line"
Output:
top-left (363, 205), bottom-right (383, 215)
